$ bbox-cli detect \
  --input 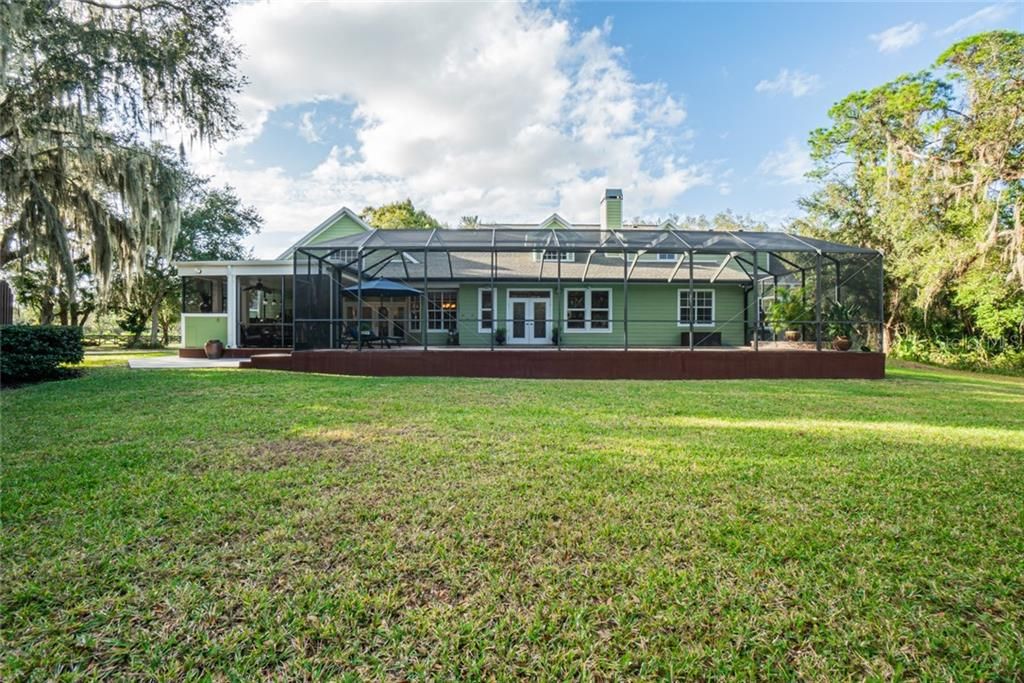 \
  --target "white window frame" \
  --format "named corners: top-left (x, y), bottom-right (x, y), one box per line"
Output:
top-left (408, 299), bottom-right (420, 332)
top-left (534, 249), bottom-right (575, 263)
top-left (426, 289), bottom-right (458, 332)
top-left (677, 289), bottom-right (715, 328)
top-left (478, 288), bottom-right (495, 333)
top-left (657, 252), bottom-right (678, 262)
top-left (563, 288), bottom-right (613, 333)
